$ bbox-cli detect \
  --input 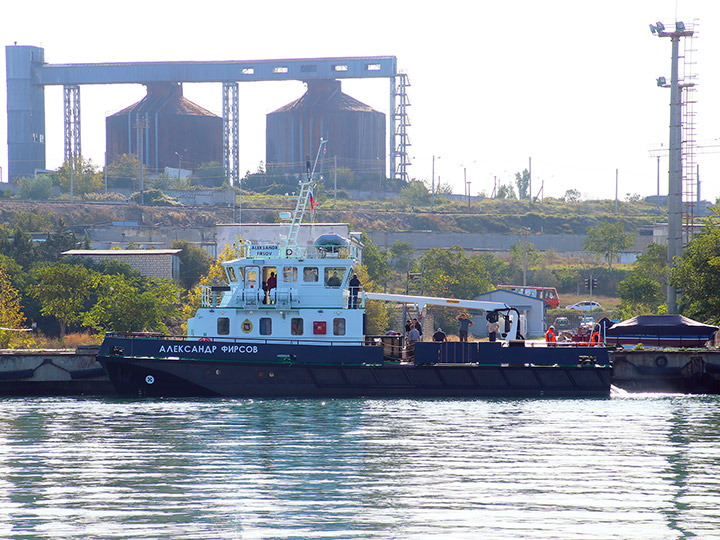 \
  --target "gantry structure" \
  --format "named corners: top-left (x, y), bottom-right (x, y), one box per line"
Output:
top-left (5, 46), bottom-right (411, 184)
